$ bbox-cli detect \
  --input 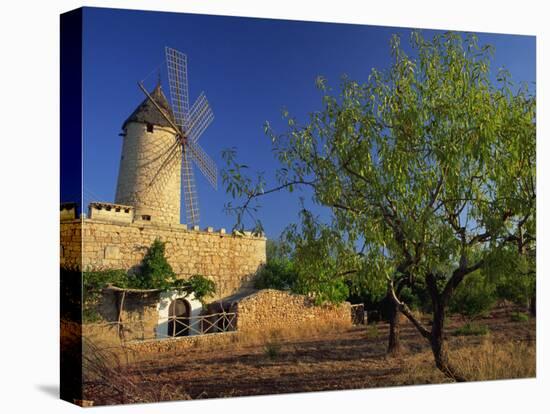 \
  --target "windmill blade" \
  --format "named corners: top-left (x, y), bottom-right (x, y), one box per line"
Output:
top-left (182, 149), bottom-right (200, 226)
top-left (187, 92), bottom-right (214, 143)
top-left (187, 140), bottom-right (218, 190)
top-left (165, 47), bottom-right (190, 130)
